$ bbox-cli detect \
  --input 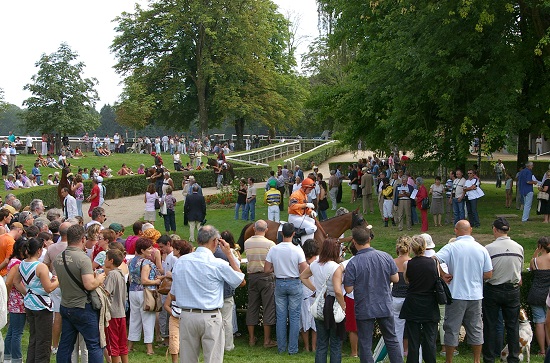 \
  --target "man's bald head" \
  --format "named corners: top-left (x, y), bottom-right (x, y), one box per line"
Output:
top-left (454, 220), bottom-right (472, 236)
top-left (254, 220), bottom-right (268, 234)
top-left (59, 220), bottom-right (76, 241)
